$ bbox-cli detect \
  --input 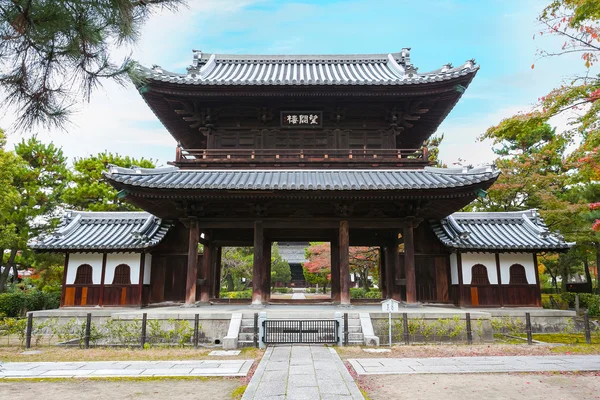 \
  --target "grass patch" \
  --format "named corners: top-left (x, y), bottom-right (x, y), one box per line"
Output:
top-left (514, 333), bottom-right (600, 345)
top-left (231, 384), bottom-right (247, 399)
top-left (0, 346), bottom-right (264, 363)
